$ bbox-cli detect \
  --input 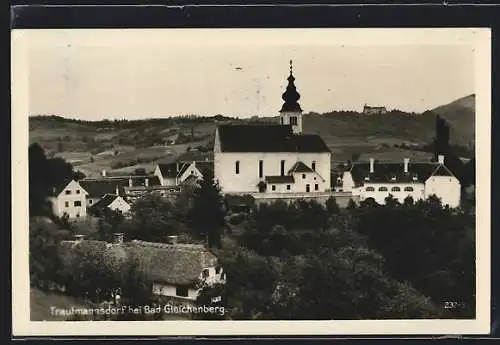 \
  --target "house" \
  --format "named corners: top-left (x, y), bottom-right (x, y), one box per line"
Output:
top-left (79, 179), bottom-right (126, 207)
top-left (47, 179), bottom-right (88, 220)
top-left (154, 161), bottom-right (212, 187)
top-left (363, 105), bottom-right (387, 115)
top-left (58, 233), bottom-right (225, 305)
top-left (213, 61), bottom-right (331, 196)
top-left (341, 155), bottom-right (461, 208)
top-left (88, 193), bottom-right (131, 216)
